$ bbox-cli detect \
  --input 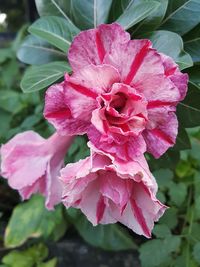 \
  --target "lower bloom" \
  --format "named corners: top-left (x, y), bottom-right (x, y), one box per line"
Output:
top-left (60, 152), bottom-right (166, 238)
top-left (0, 131), bottom-right (73, 209)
